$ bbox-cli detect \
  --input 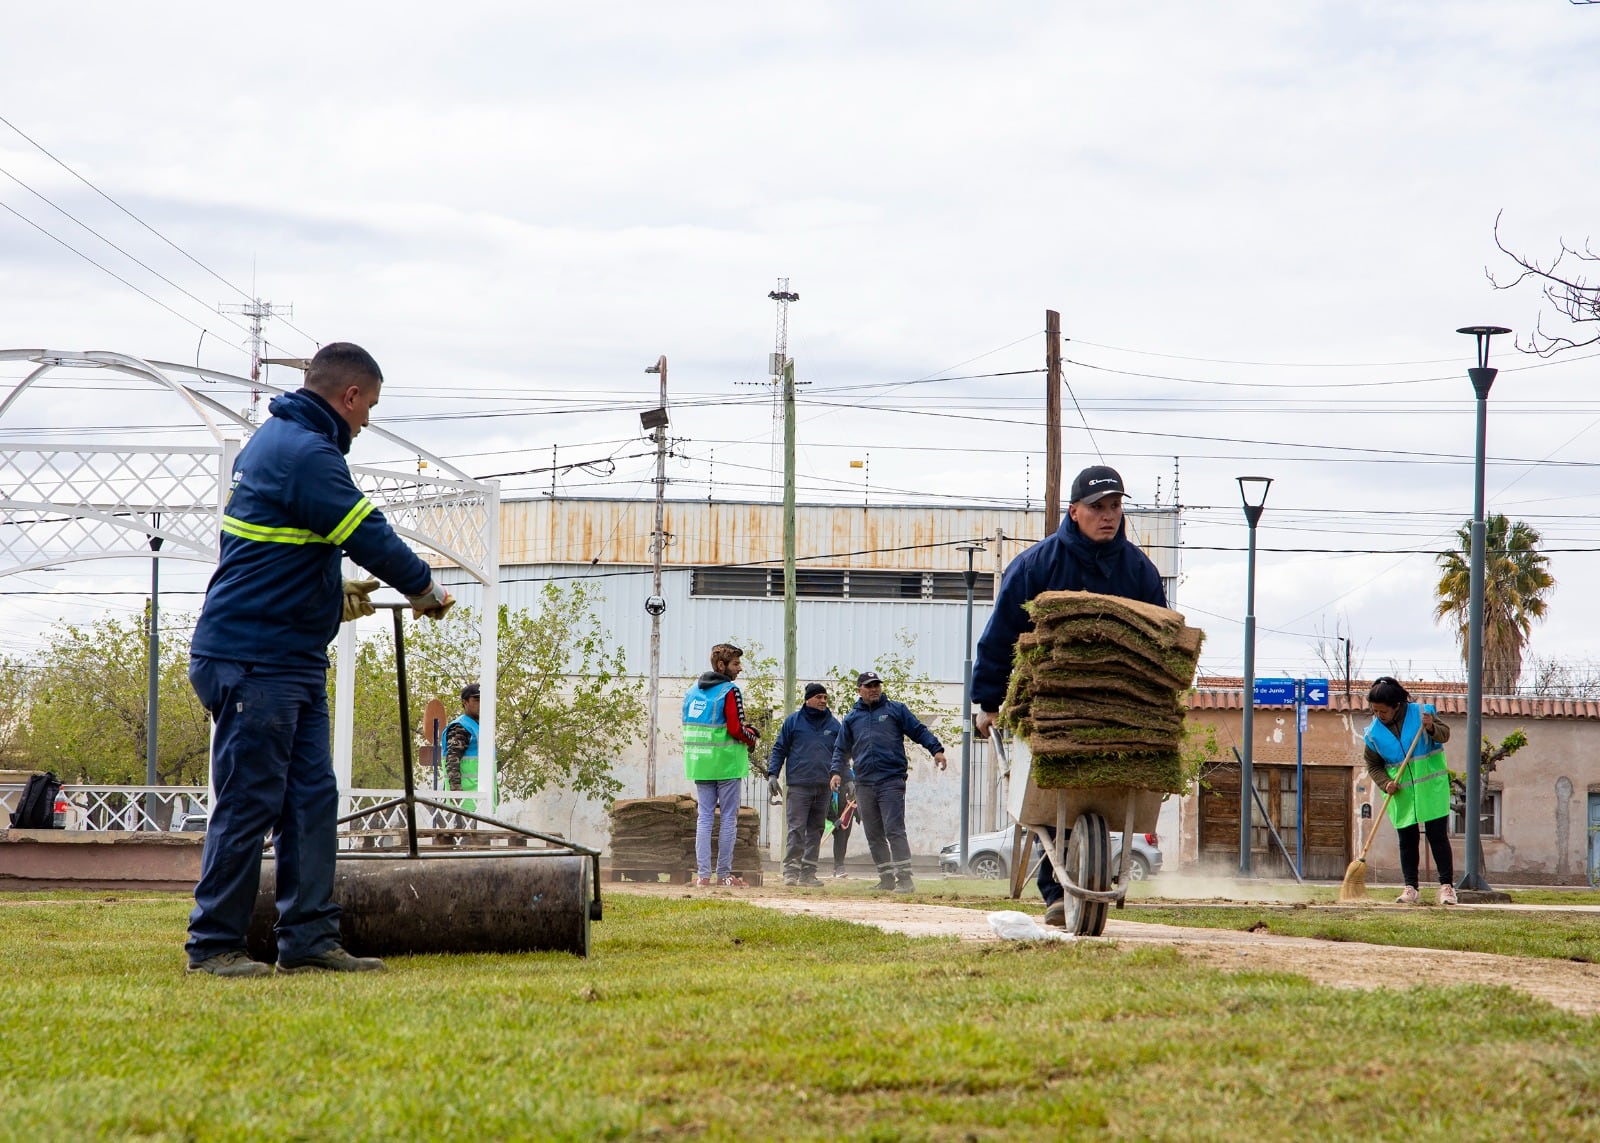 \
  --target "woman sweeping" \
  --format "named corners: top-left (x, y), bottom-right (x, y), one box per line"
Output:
top-left (1363, 676), bottom-right (1457, 905)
